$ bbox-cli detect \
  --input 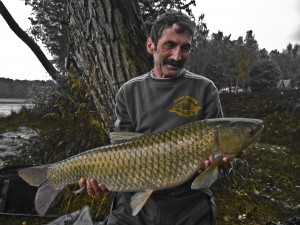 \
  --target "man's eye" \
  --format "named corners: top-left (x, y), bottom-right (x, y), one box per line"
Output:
top-left (166, 43), bottom-right (175, 48)
top-left (182, 46), bottom-right (191, 52)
